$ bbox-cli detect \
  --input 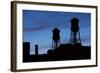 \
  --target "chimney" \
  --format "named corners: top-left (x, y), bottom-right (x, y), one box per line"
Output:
top-left (35, 44), bottom-right (38, 55)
